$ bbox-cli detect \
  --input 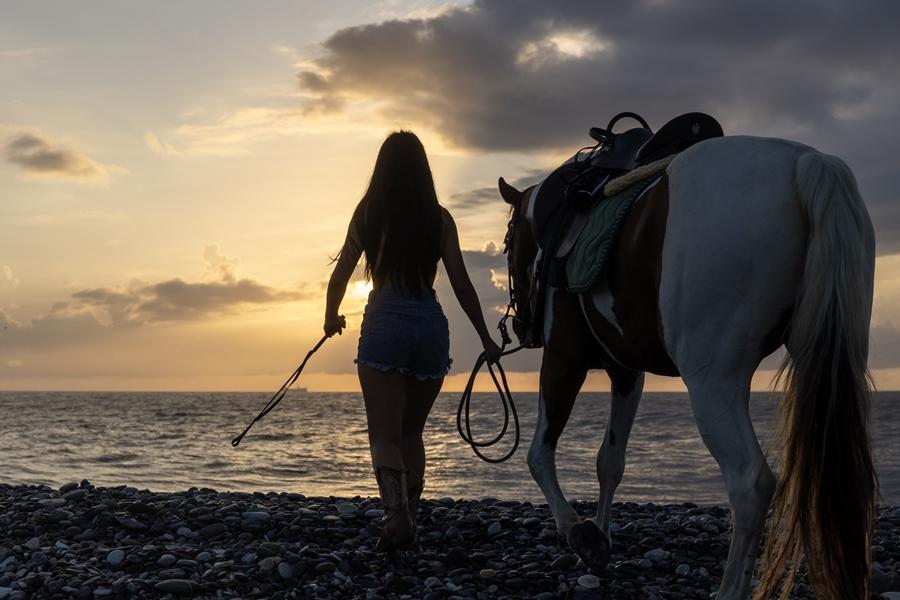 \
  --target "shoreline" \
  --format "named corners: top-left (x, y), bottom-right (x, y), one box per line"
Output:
top-left (0, 483), bottom-right (897, 599)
